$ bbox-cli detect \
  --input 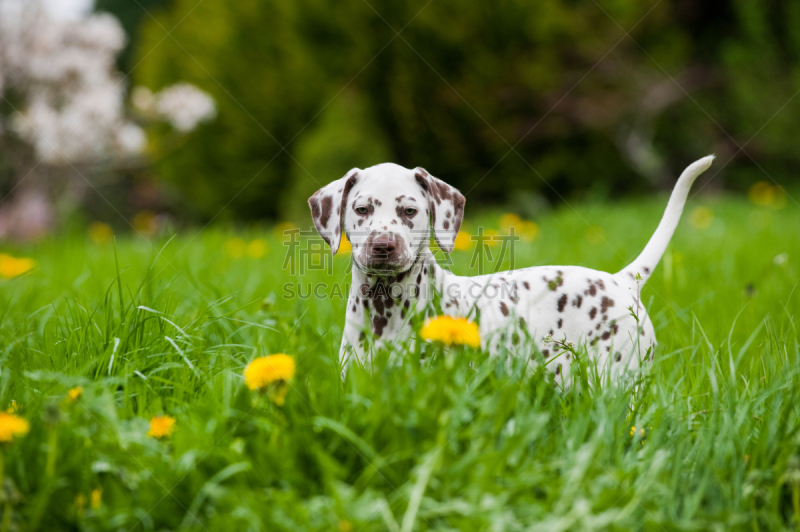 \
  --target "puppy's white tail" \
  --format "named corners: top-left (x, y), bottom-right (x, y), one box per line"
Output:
top-left (615, 155), bottom-right (715, 286)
